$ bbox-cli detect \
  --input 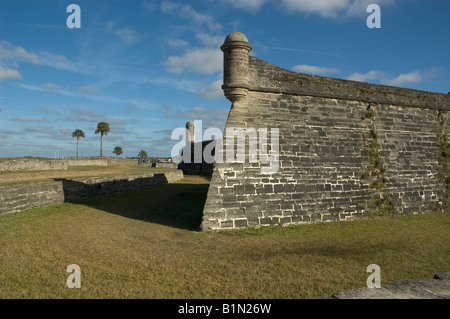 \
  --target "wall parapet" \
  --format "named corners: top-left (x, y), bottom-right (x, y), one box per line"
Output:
top-left (247, 56), bottom-right (450, 111)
